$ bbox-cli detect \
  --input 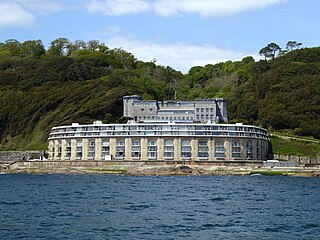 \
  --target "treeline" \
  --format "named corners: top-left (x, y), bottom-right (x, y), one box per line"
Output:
top-left (0, 38), bottom-right (319, 149)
